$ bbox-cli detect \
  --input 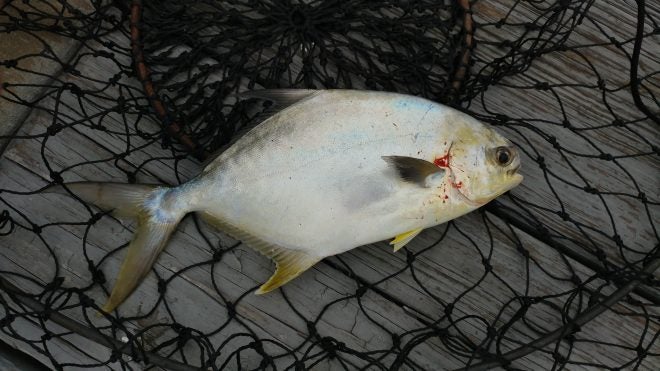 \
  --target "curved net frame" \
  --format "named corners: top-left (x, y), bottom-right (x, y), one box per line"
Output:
top-left (0, 0), bottom-right (658, 370)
